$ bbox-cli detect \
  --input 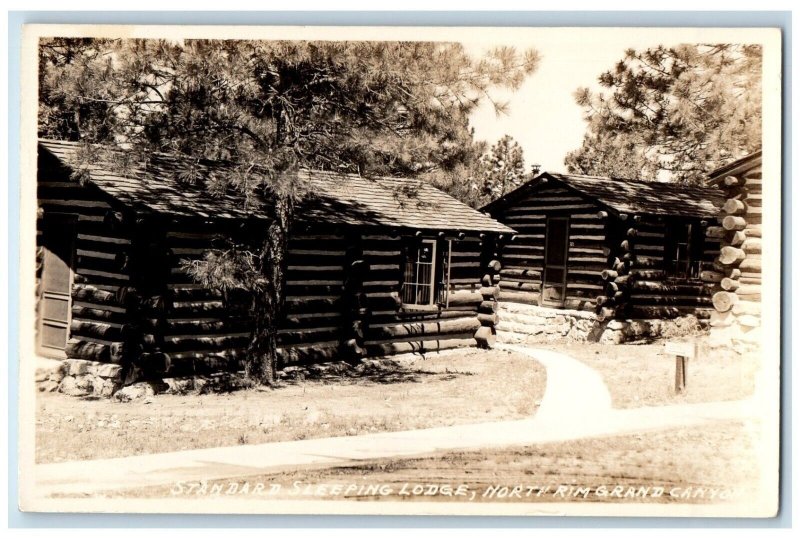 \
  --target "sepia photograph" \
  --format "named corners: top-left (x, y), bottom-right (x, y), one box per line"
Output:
top-left (15, 23), bottom-right (782, 517)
